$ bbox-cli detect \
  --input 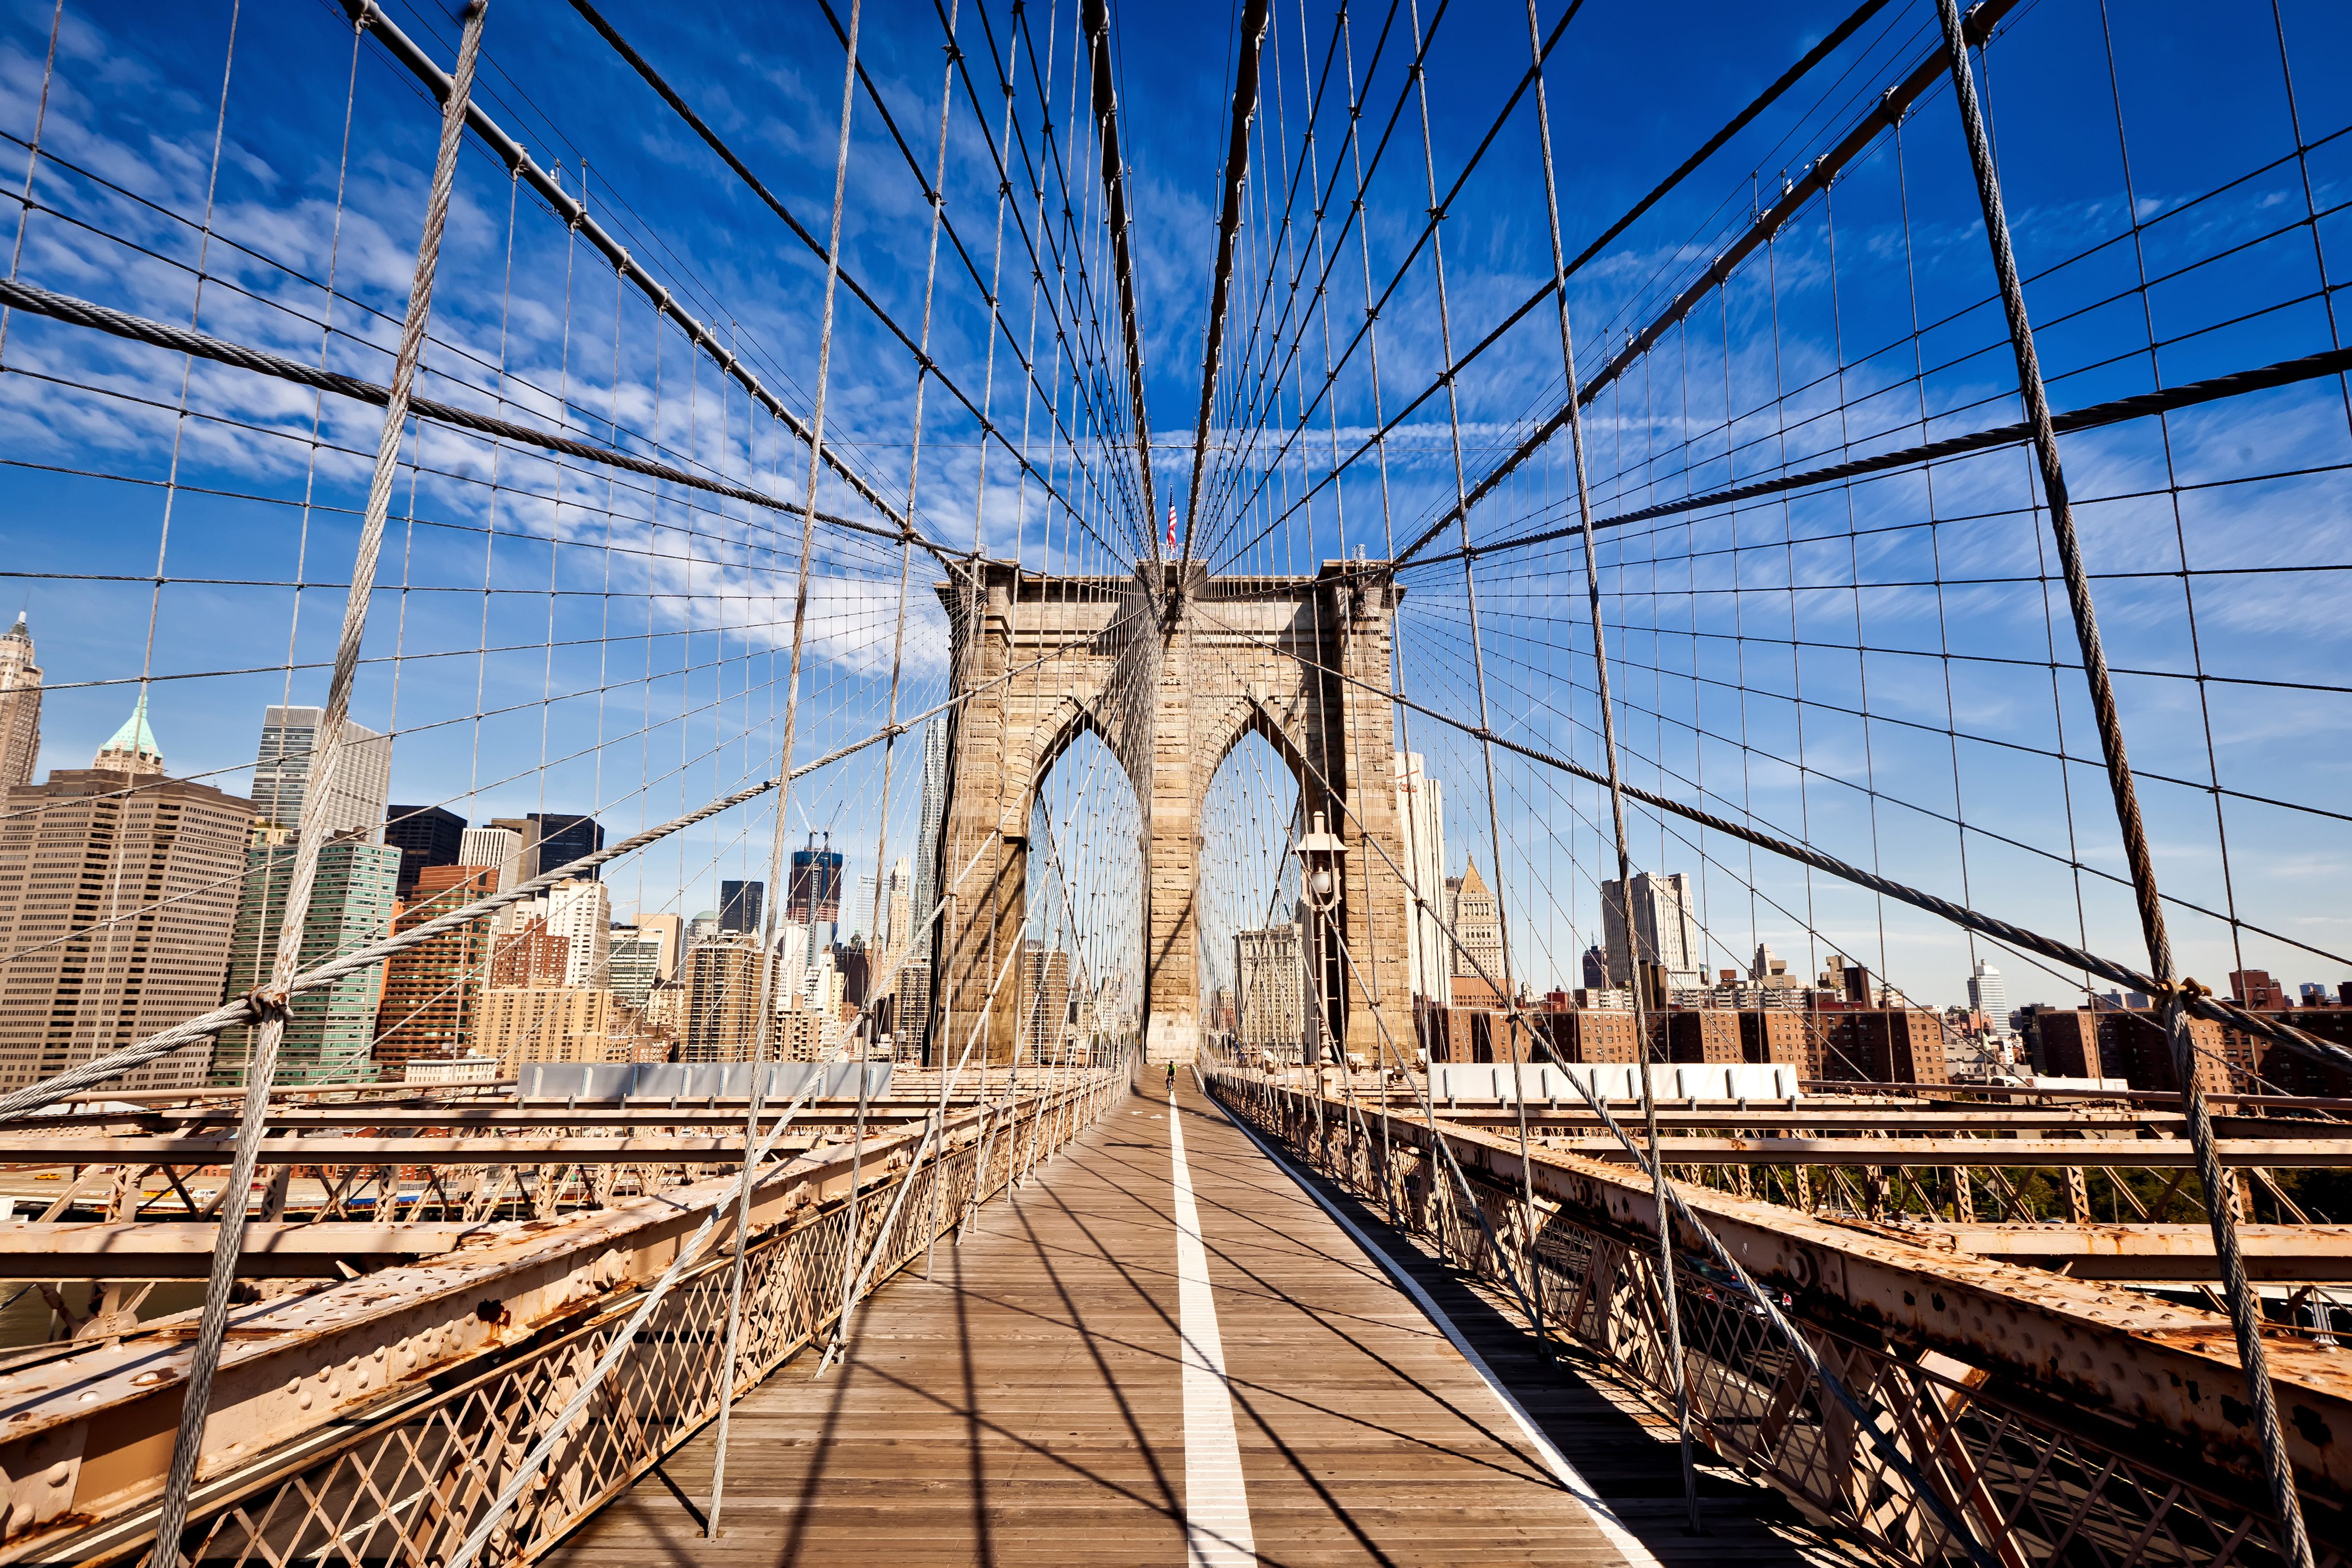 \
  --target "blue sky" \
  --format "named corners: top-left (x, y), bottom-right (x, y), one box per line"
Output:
top-left (2, 0), bottom-right (2347, 1014)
